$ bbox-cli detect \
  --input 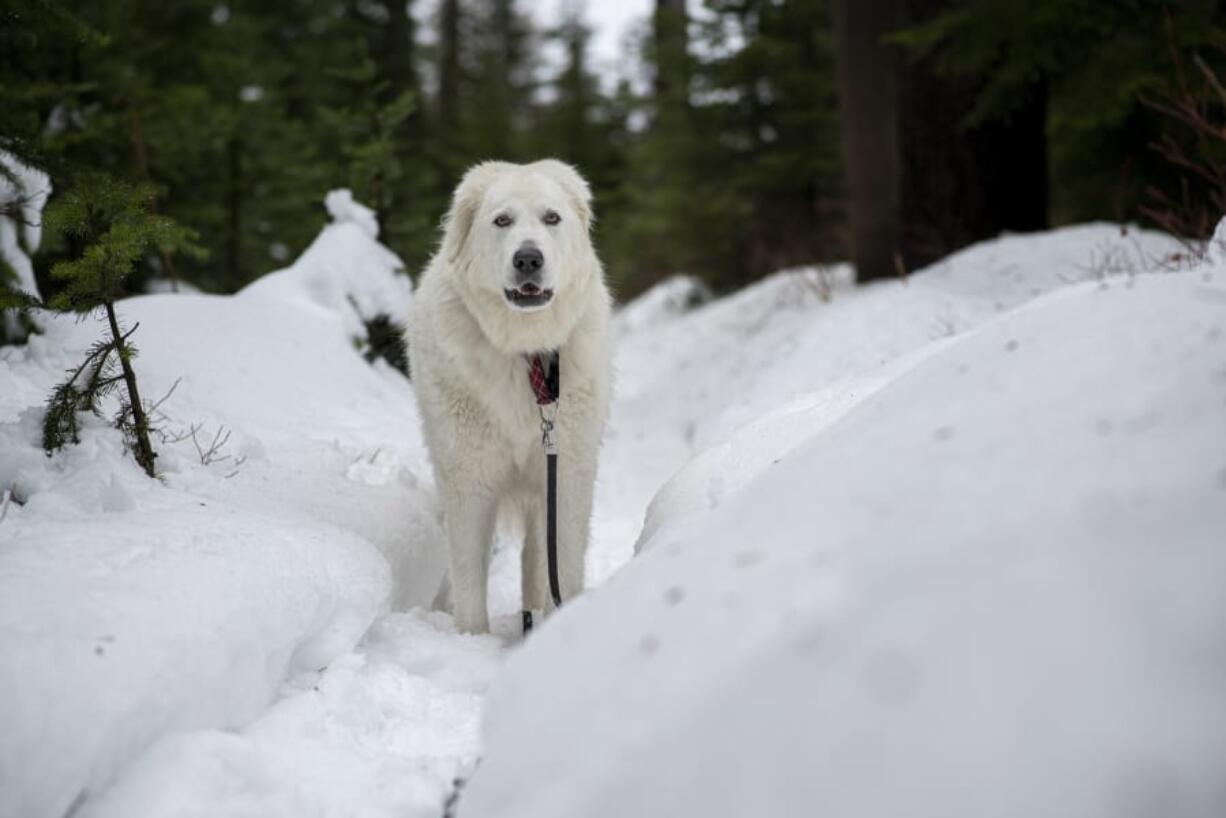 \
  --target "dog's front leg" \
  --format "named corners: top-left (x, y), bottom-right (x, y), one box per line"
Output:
top-left (443, 489), bottom-right (497, 634)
